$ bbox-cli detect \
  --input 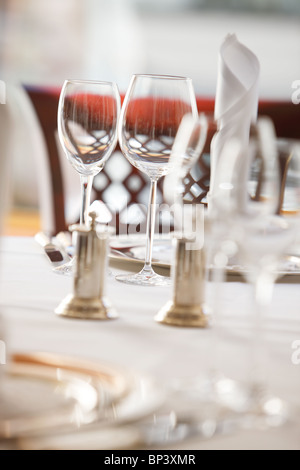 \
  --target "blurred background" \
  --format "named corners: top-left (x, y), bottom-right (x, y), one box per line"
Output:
top-left (1, 0), bottom-right (300, 235)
